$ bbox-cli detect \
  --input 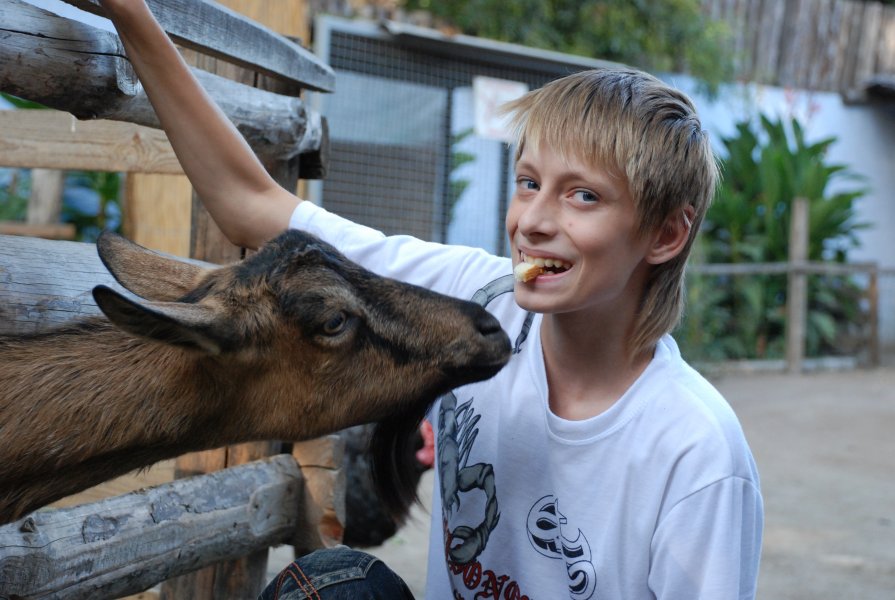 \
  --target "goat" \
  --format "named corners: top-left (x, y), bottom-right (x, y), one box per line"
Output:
top-left (0, 230), bottom-right (511, 525)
